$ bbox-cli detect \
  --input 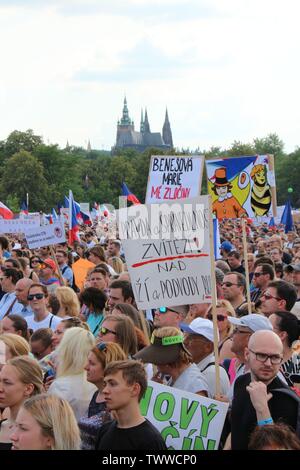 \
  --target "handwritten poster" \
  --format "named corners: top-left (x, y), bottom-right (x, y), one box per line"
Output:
top-left (118, 196), bottom-right (212, 310)
top-left (141, 380), bottom-right (228, 450)
top-left (146, 155), bottom-right (204, 204)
